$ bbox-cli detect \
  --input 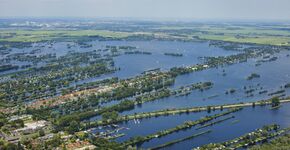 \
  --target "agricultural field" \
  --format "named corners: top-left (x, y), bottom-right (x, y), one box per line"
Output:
top-left (2, 22), bottom-right (290, 46)
top-left (156, 24), bottom-right (290, 46)
top-left (0, 30), bottom-right (133, 42)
